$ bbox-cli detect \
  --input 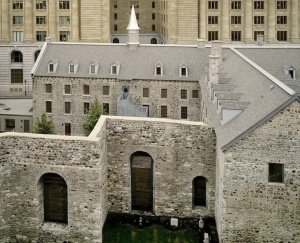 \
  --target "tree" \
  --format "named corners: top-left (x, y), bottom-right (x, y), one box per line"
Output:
top-left (83, 98), bottom-right (105, 136)
top-left (33, 112), bottom-right (56, 134)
